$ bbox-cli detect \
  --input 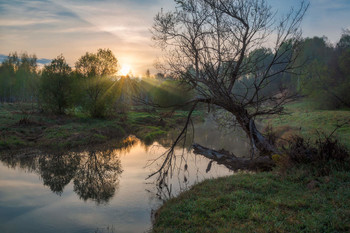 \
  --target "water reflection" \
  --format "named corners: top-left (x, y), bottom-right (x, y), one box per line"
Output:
top-left (158, 117), bottom-right (250, 155)
top-left (39, 153), bottom-right (80, 195)
top-left (0, 130), bottom-right (240, 233)
top-left (1, 149), bottom-right (123, 204)
top-left (145, 119), bottom-right (251, 200)
top-left (73, 150), bottom-right (122, 204)
top-left (0, 119), bottom-right (251, 205)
